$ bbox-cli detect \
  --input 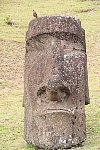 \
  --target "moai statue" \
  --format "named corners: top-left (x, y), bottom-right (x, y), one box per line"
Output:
top-left (24, 16), bottom-right (90, 149)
